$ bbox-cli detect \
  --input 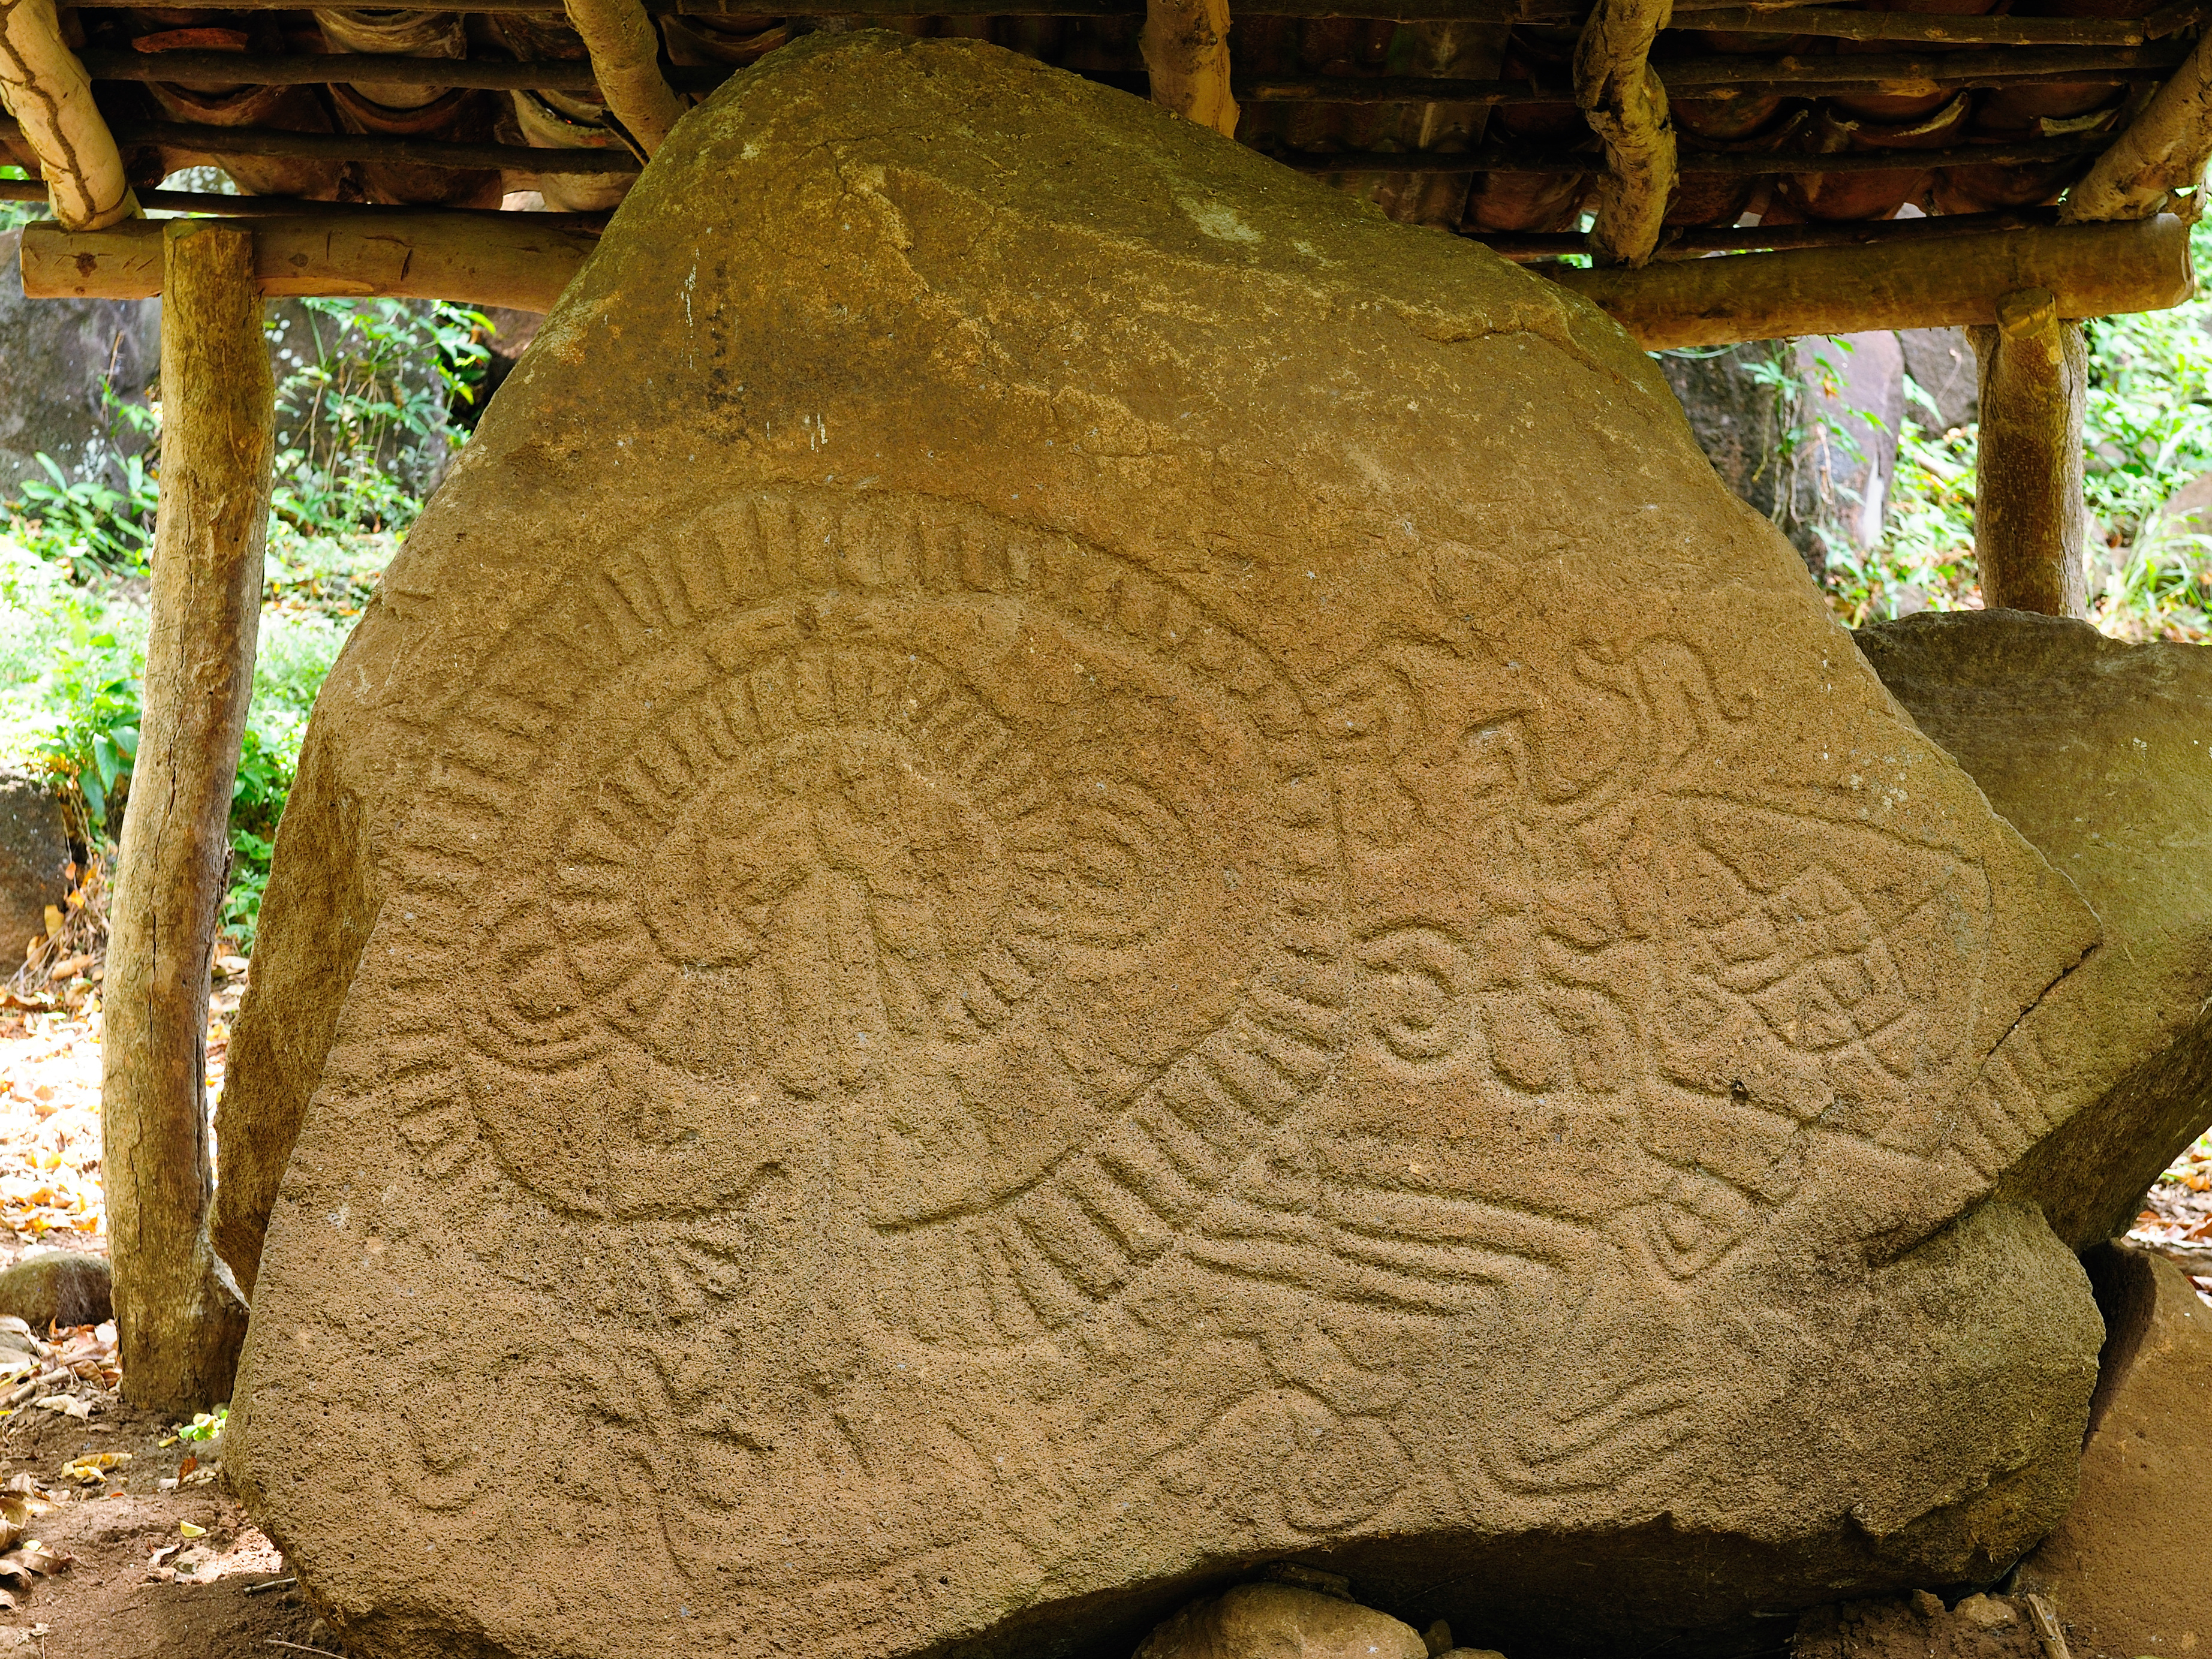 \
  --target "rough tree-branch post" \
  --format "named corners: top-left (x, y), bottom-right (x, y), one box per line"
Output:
top-left (1970, 286), bottom-right (2090, 617)
top-left (103, 219), bottom-right (270, 1414)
